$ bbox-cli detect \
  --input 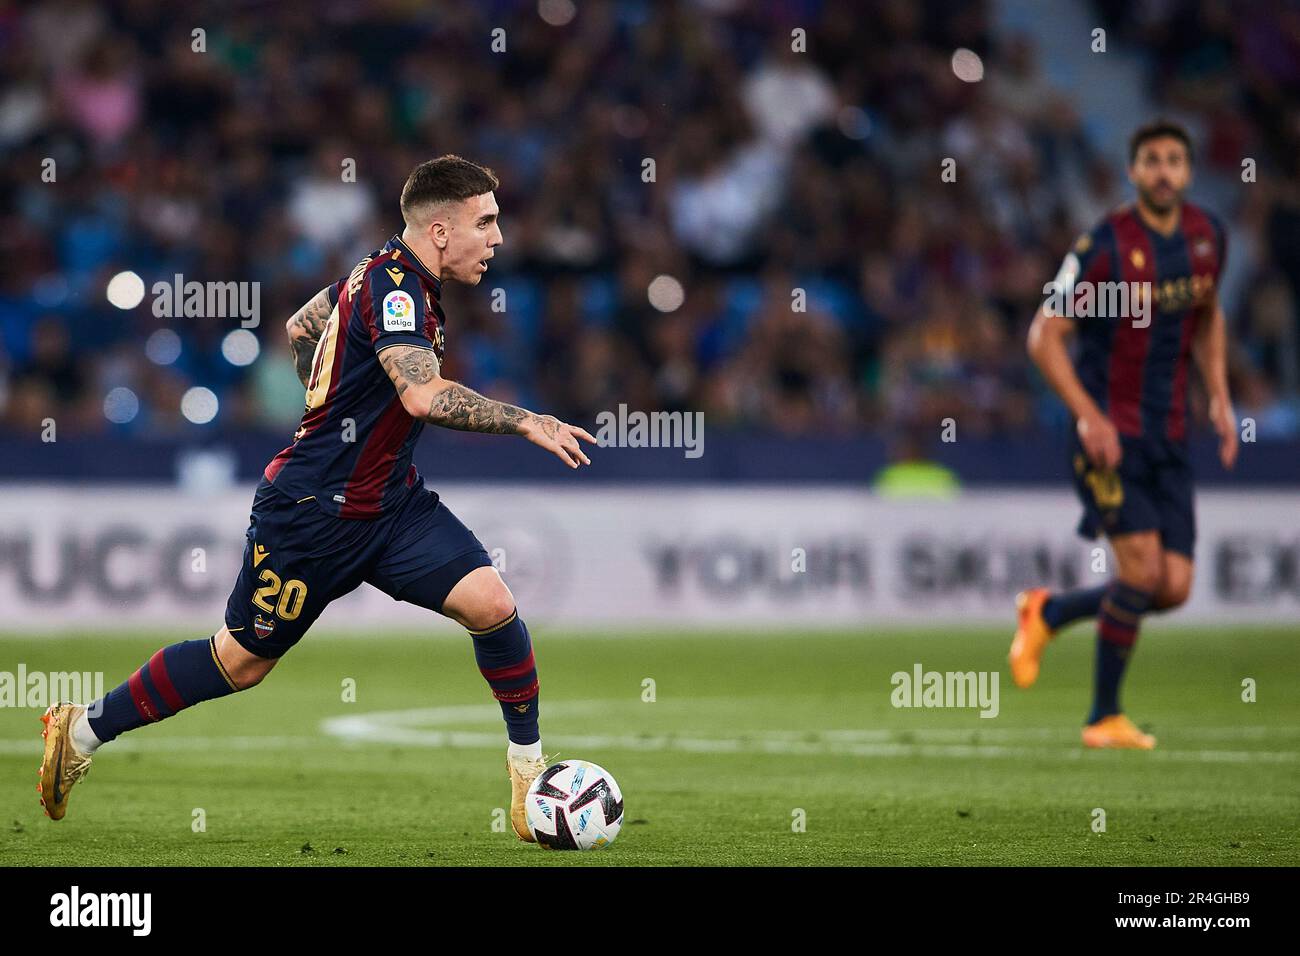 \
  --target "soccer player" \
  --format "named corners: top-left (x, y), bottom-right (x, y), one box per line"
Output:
top-left (1008, 121), bottom-right (1237, 749)
top-left (38, 156), bottom-right (596, 840)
